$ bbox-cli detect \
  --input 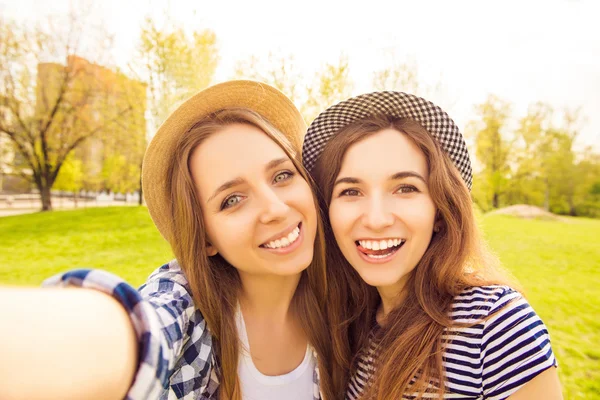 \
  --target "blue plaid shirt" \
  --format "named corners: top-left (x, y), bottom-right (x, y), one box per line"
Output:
top-left (43, 260), bottom-right (322, 400)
